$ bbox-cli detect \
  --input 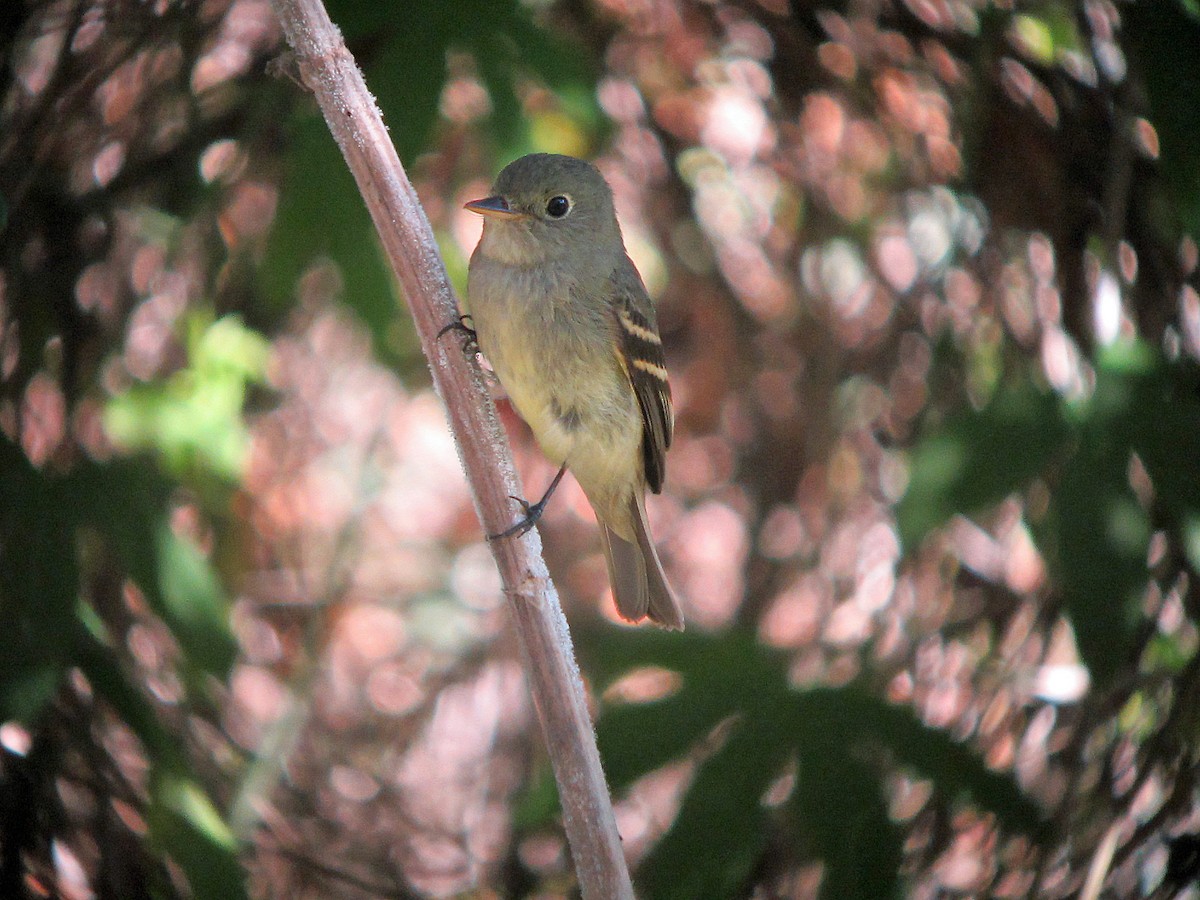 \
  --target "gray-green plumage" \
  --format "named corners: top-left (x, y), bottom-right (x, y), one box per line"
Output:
top-left (465, 153), bottom-right (683, 629)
